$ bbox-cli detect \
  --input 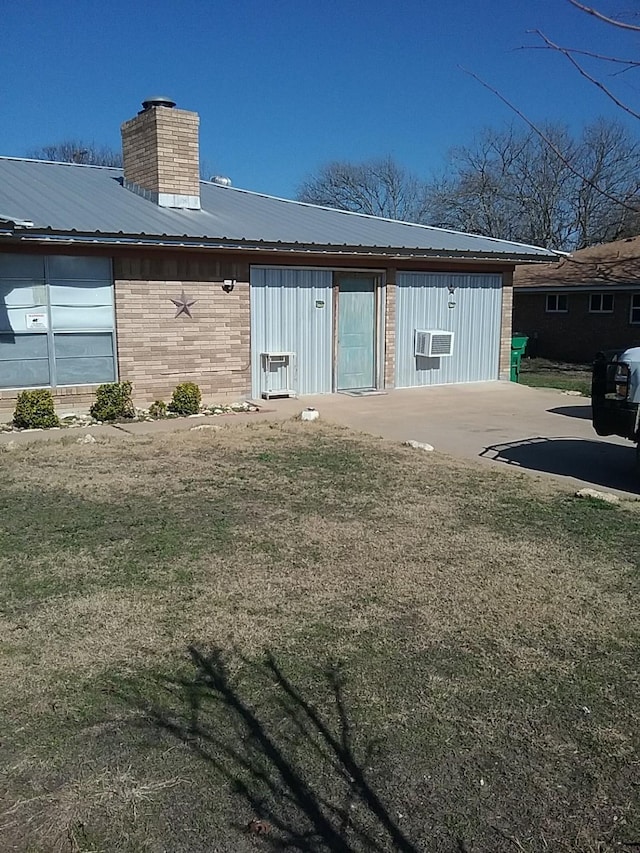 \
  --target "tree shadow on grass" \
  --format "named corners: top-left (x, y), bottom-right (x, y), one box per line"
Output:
top-left (145, 647), bottom-right (423, 852)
